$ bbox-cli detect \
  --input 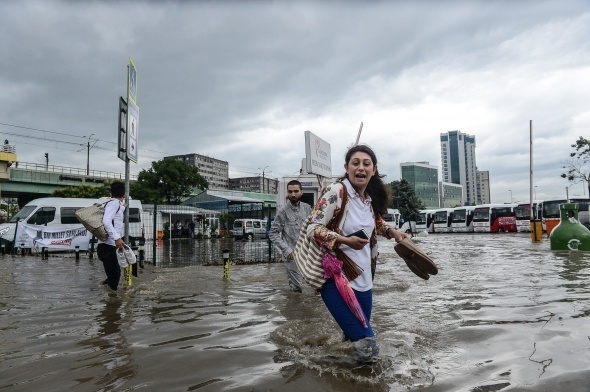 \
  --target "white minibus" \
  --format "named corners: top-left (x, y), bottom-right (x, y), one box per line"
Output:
top-left (0, 197), bottom-right (143, 252)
